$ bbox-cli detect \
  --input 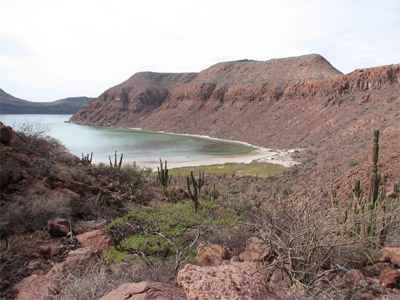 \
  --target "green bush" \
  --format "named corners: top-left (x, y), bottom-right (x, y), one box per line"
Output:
top-left (106, 200), bottom-right (236, 274)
